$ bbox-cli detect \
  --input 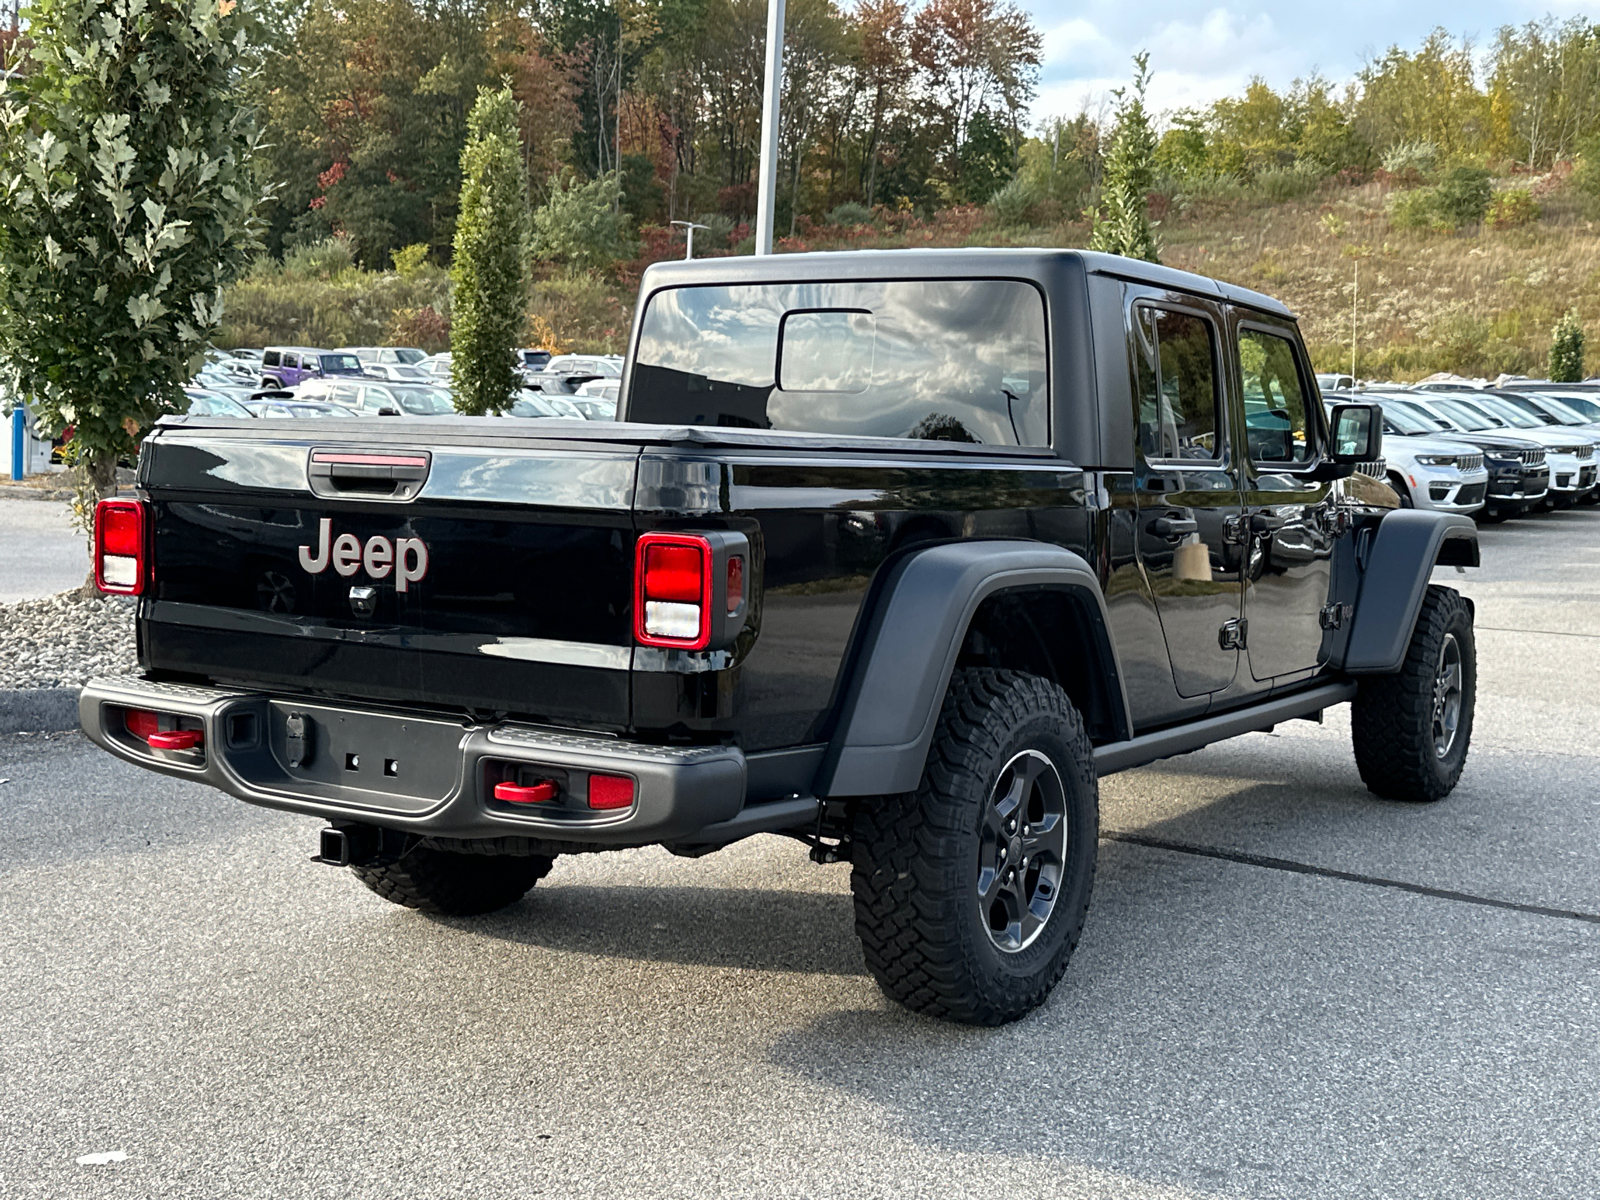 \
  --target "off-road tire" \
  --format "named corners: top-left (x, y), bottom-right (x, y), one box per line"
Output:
top-left (1351, 585), bottom-right (1475, 803)
top-left (352, 845), bottom-right (554, 915)
top-left (850, 668), bottom-right (1099, 1025)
